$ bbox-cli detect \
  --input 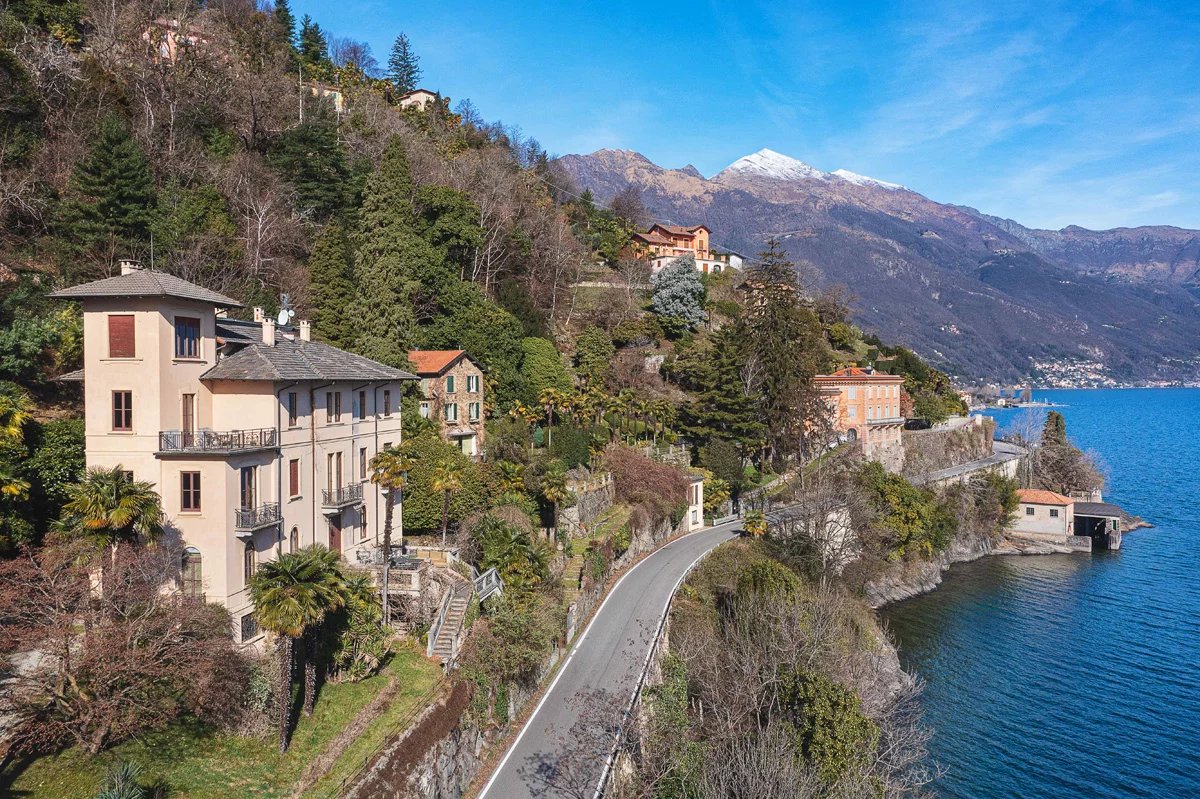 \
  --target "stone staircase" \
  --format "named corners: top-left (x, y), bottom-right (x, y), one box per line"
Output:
top-left (430, 575), bottom-right (473, 665)
top-left (561, 551), bottom-right (586, 605)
